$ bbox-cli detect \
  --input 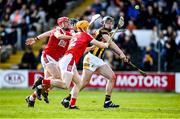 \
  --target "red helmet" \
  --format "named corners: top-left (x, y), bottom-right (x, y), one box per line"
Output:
top-left (57, 17), bottom-right (69, 26)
